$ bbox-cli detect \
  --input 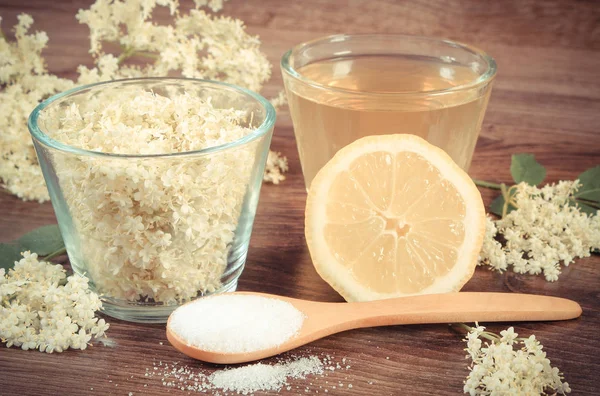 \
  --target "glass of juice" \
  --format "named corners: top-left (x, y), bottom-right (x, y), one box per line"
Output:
top-left (281, 34), bottom-right (497, 189)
